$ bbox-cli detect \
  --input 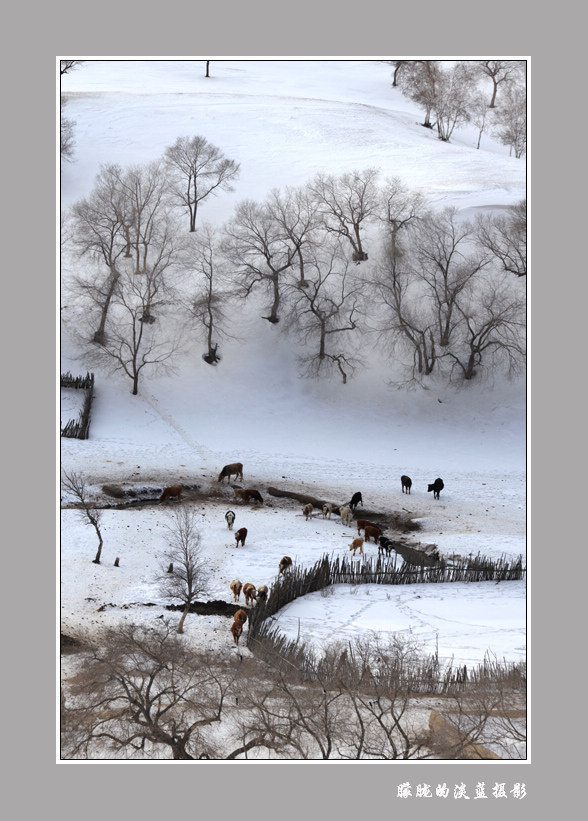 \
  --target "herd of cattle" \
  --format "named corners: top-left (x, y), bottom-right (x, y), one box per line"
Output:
top-left (157, 463), bottom-right (445, 646)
